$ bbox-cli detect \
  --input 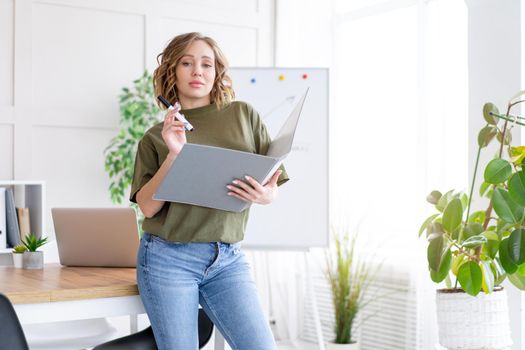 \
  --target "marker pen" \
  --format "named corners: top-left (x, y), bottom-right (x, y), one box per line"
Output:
top-left (157, 95), bottom-right (194, 132)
